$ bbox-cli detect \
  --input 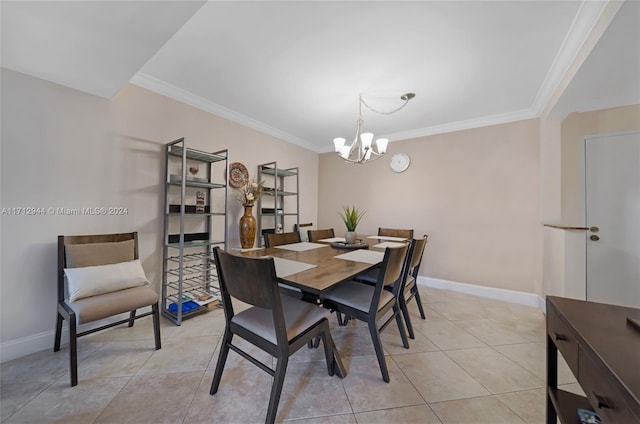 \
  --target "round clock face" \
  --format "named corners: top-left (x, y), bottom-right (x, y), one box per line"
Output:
top-left (390, 153), bottom-right (411, 173)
